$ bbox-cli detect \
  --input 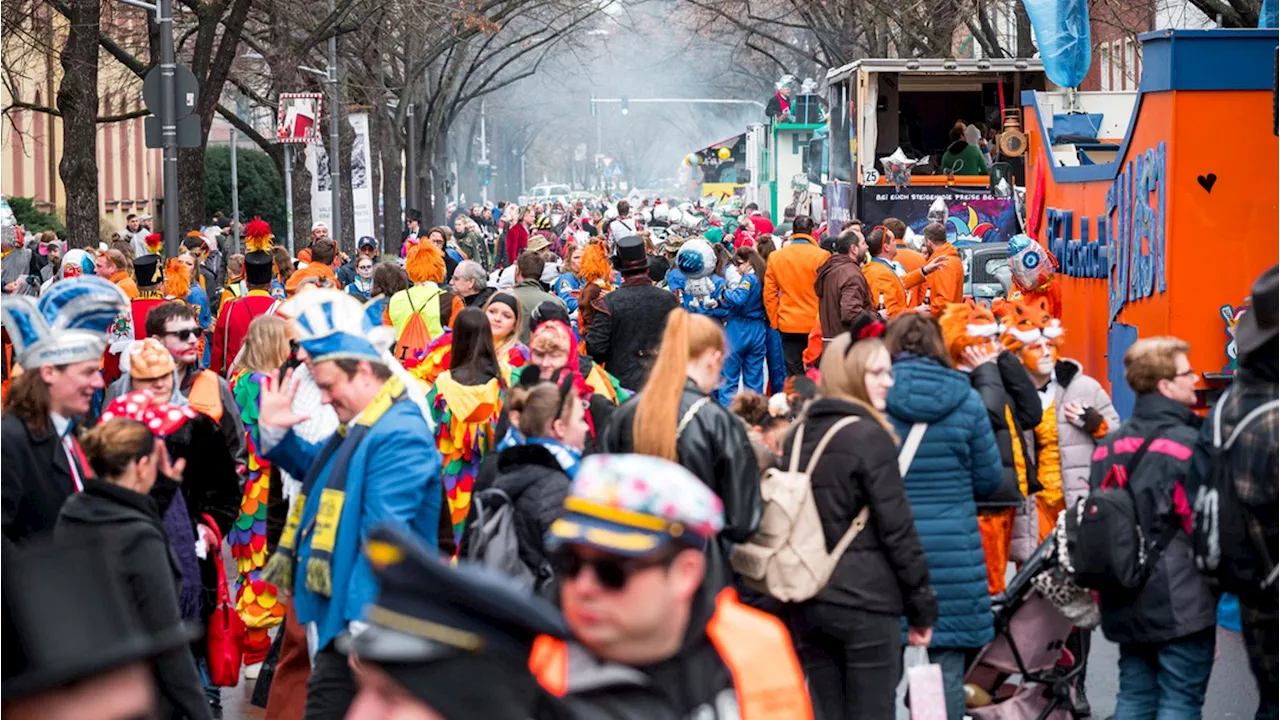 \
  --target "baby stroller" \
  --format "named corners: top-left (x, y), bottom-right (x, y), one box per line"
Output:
top-left (963, 536), bottom-right (1090, 720)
